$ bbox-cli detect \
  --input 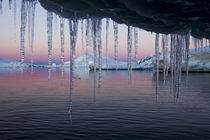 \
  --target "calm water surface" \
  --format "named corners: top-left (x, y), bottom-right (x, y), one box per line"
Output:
top-left (0, 68), bottom-right (210, 139)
